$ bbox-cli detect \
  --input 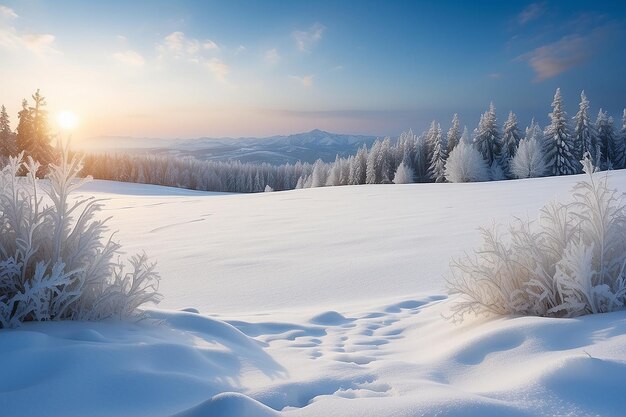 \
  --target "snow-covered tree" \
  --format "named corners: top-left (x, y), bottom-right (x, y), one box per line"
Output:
top-left (444, 140), bottom-right (489, 183)
top-left (544, 88), bottom-right (578, 176)
top-left (310, 159), bottom-right (328, 187)
top-left (392, 161), bottom-right (414, 184)
top-left (447, 113), bottom-right (461, 153)
top-left (573, 91), bottom-right (597, 169)
top-left (413, 133), bottom-right (430, 182)
top-left (473, 103), bottom-right (502, 168)
top-left (510, 137), bottom-right (548, 179)
top-left (500, 111), bottom-right (522, 176)
top-left (428, 122), bottom-right (448, 183)
top-left (0, 105), bottom-right (16, 158)
top-left (350, 145), bottom-right (367, 185)
top-left (596, 110), bottom-right (624, 170)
